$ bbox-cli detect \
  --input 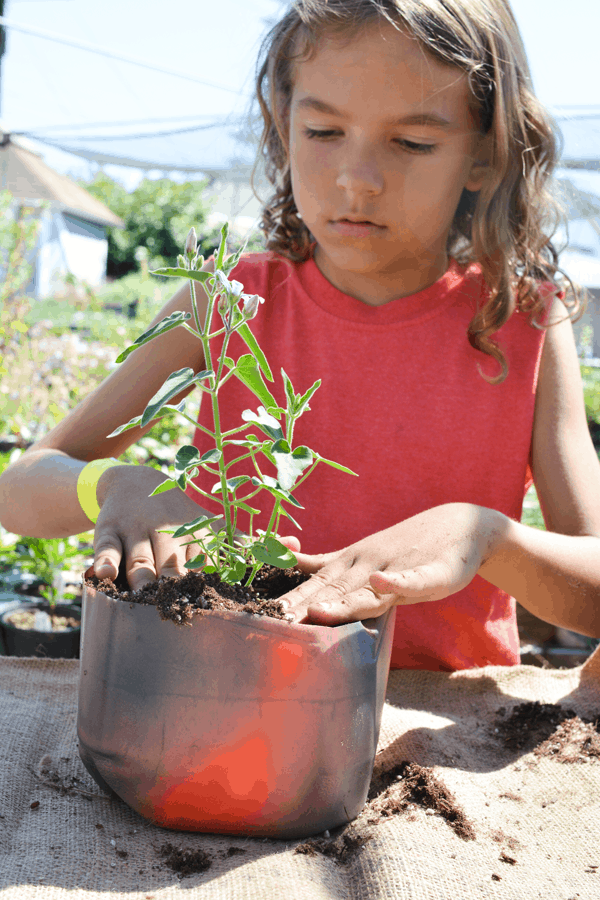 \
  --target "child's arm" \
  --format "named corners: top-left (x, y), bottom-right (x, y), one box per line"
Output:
top-left (281, 298), bottom-right (600, 639)
top-left (0, 275), bottom-right (214, 591)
